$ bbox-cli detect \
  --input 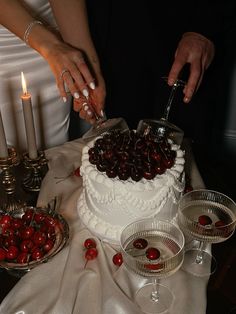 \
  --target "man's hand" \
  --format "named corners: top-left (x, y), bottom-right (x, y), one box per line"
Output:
top-left (167, 32), bottom-right (215, 103)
